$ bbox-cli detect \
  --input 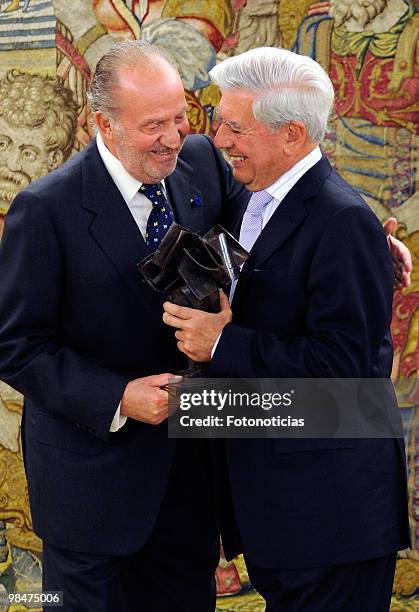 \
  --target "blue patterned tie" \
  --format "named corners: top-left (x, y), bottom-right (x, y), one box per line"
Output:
top-left (140, 182), bottom-right (175, 252)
